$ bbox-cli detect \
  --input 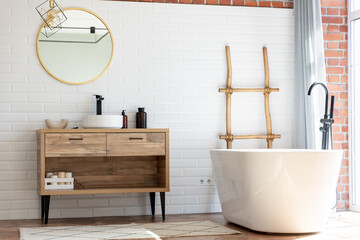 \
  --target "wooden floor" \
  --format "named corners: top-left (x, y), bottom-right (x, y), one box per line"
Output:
top-left (1, 211), bottom-right (360, 240)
